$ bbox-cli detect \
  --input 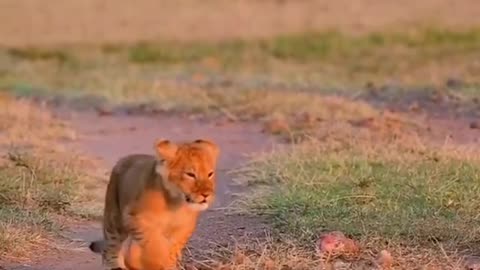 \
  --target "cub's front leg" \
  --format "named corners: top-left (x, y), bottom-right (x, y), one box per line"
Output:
top-left (123, 231), bottom-right (178, 270)
top-left (124, 214), bottom-right (179, 269)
